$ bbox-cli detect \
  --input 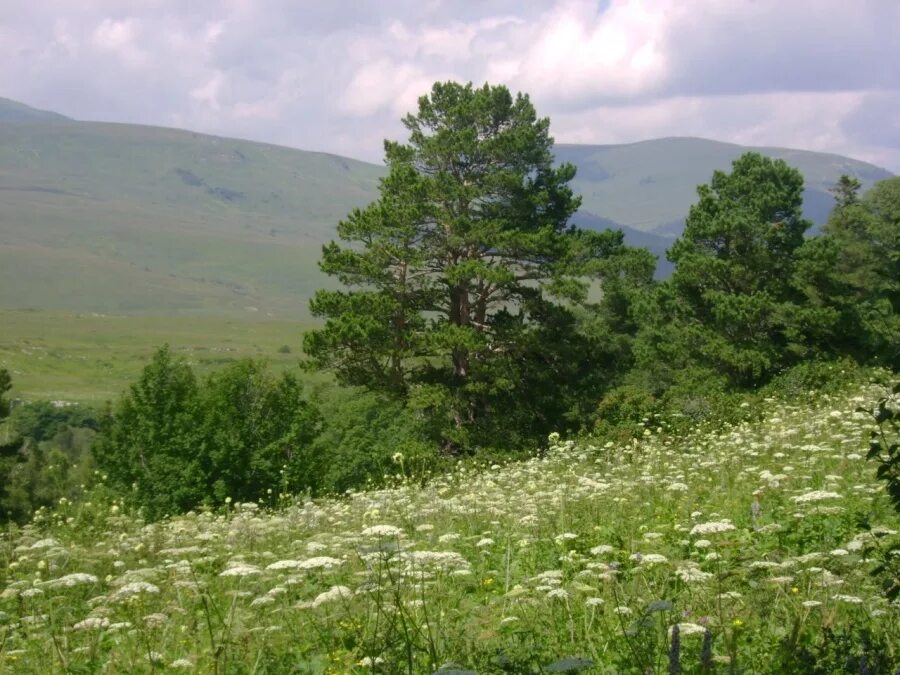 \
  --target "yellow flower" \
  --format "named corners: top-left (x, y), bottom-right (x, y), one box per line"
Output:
top-left (732, 618), bottom-right (744, 627)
